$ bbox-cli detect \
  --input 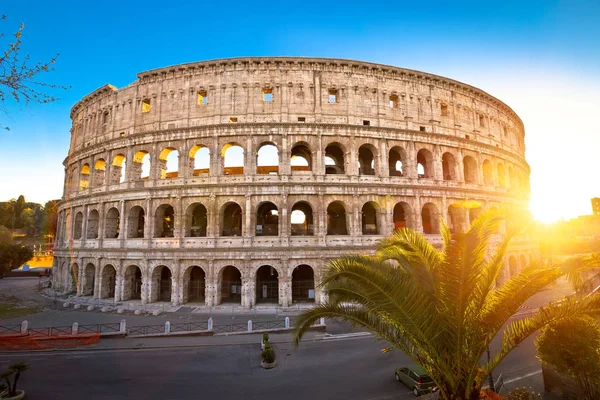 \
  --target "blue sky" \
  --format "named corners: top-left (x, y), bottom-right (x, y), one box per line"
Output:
top-left (1, 0), bottom-right (599, 221)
